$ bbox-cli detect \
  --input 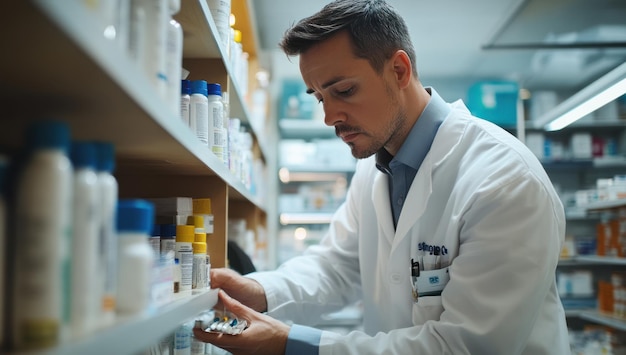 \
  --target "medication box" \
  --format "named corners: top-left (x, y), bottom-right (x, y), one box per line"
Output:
top-left (467, 80), bottom-right (519, 128)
